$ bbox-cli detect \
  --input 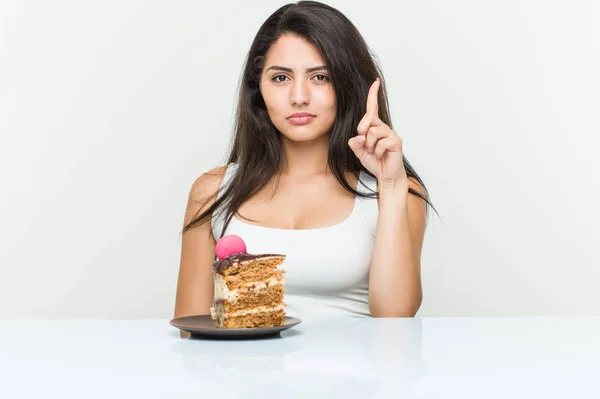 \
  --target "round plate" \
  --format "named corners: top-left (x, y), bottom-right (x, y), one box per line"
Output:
top-left (170, 315), bottom-right (302, 339)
